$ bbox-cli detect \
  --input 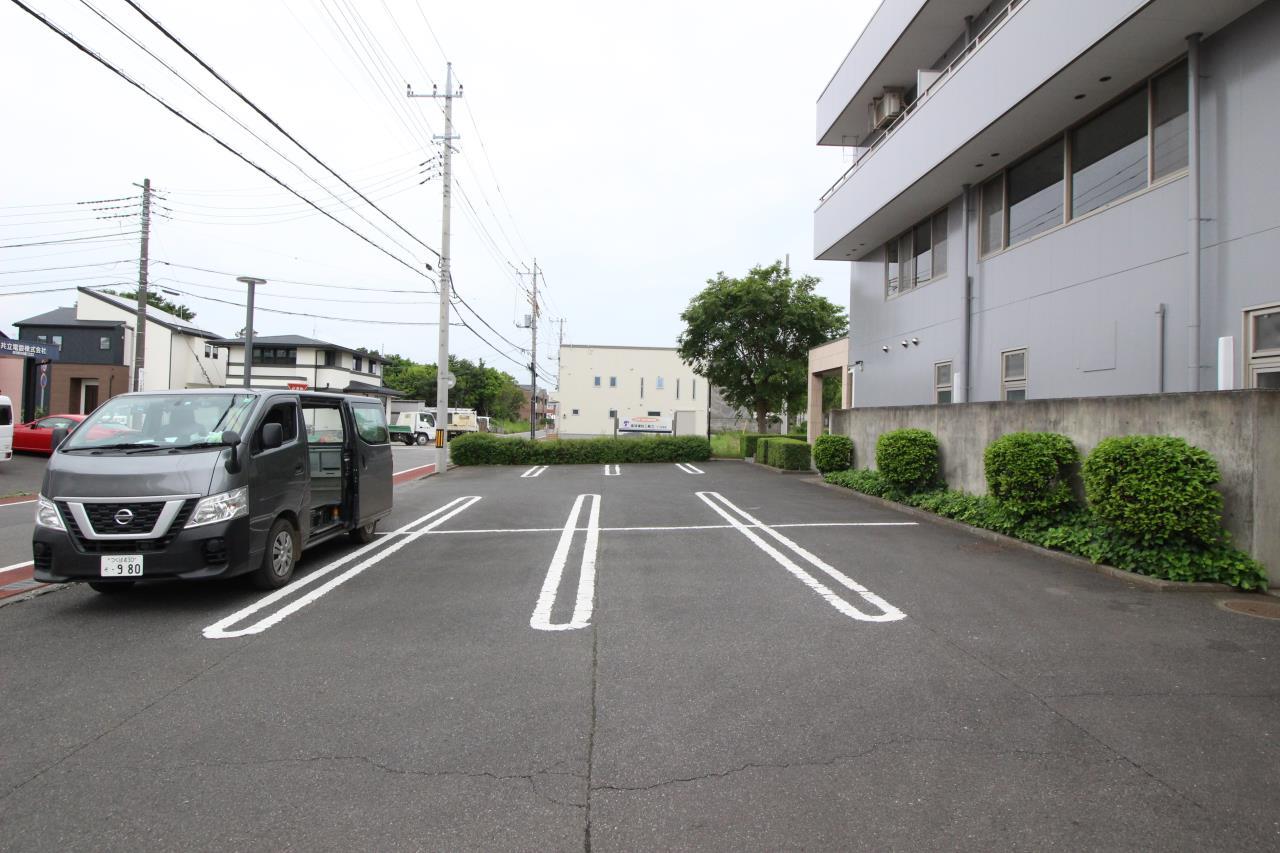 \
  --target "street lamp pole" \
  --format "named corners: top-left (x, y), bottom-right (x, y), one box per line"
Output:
top-left (237, 277), bottom-right (266, 388)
